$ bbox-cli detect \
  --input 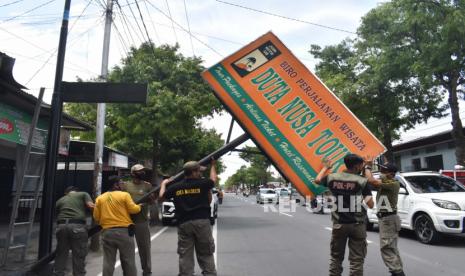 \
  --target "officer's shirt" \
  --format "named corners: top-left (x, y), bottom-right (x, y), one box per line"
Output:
top-left (165, 178), bottom-right (214, 224)
top-left (376, 175), bottom-right (400, 213)
top-left (320, 171), bottom-right (372, 224)
top-left (56, 191), bottom-right (92, 221)
top-left (123, 180), bottom-right (152, 223)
